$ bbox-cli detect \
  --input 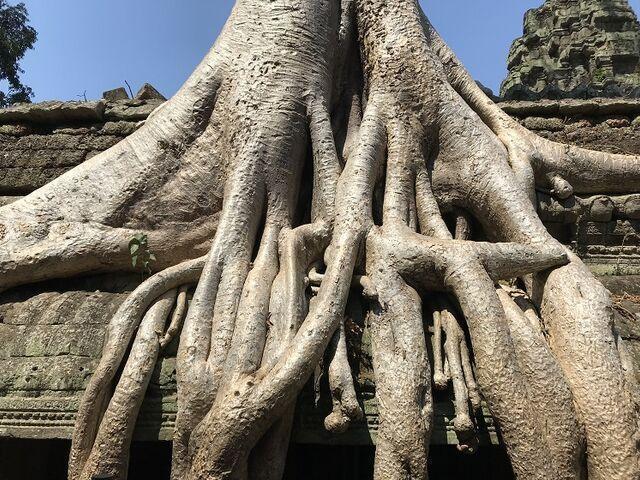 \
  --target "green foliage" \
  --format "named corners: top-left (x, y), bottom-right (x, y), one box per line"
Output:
top-left (593, 67), bottom-right (607, 84)
top-left (0, 0), bottom-right (37, 107)
top-left (128, 233), bottom-right (157, 275)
